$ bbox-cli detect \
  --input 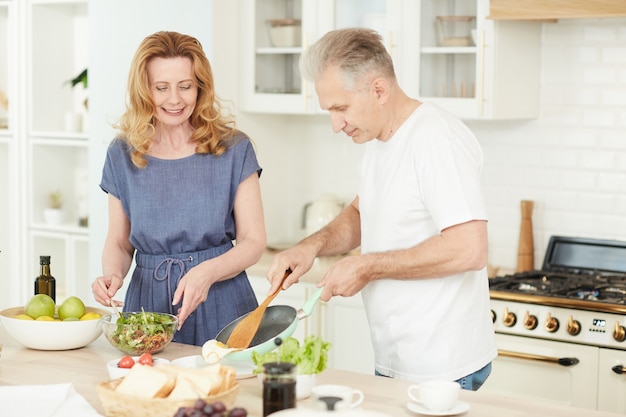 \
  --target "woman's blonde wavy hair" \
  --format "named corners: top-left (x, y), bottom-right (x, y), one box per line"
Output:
top-left (115, 31), bottom-right (235, 168)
